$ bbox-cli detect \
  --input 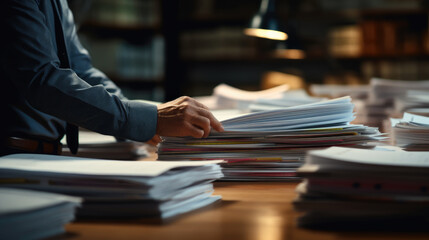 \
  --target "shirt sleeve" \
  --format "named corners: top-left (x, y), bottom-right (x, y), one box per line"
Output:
top-left (1, 0), bottom-right (158, 142)
top-left (61, 0), bottom-right (126, 100)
